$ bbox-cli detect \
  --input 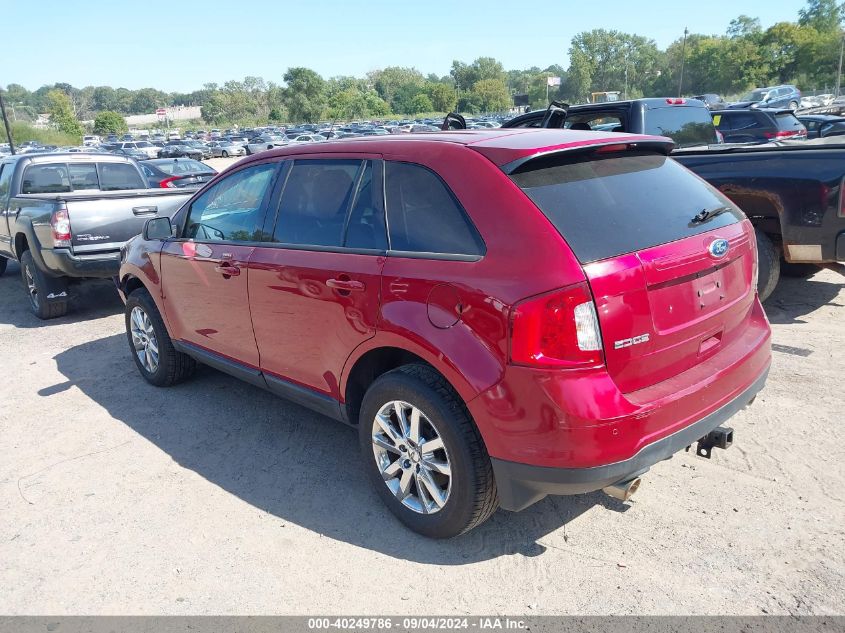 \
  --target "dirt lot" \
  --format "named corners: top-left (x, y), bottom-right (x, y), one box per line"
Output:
top-left (1, 245), bottom-right (843, 614)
